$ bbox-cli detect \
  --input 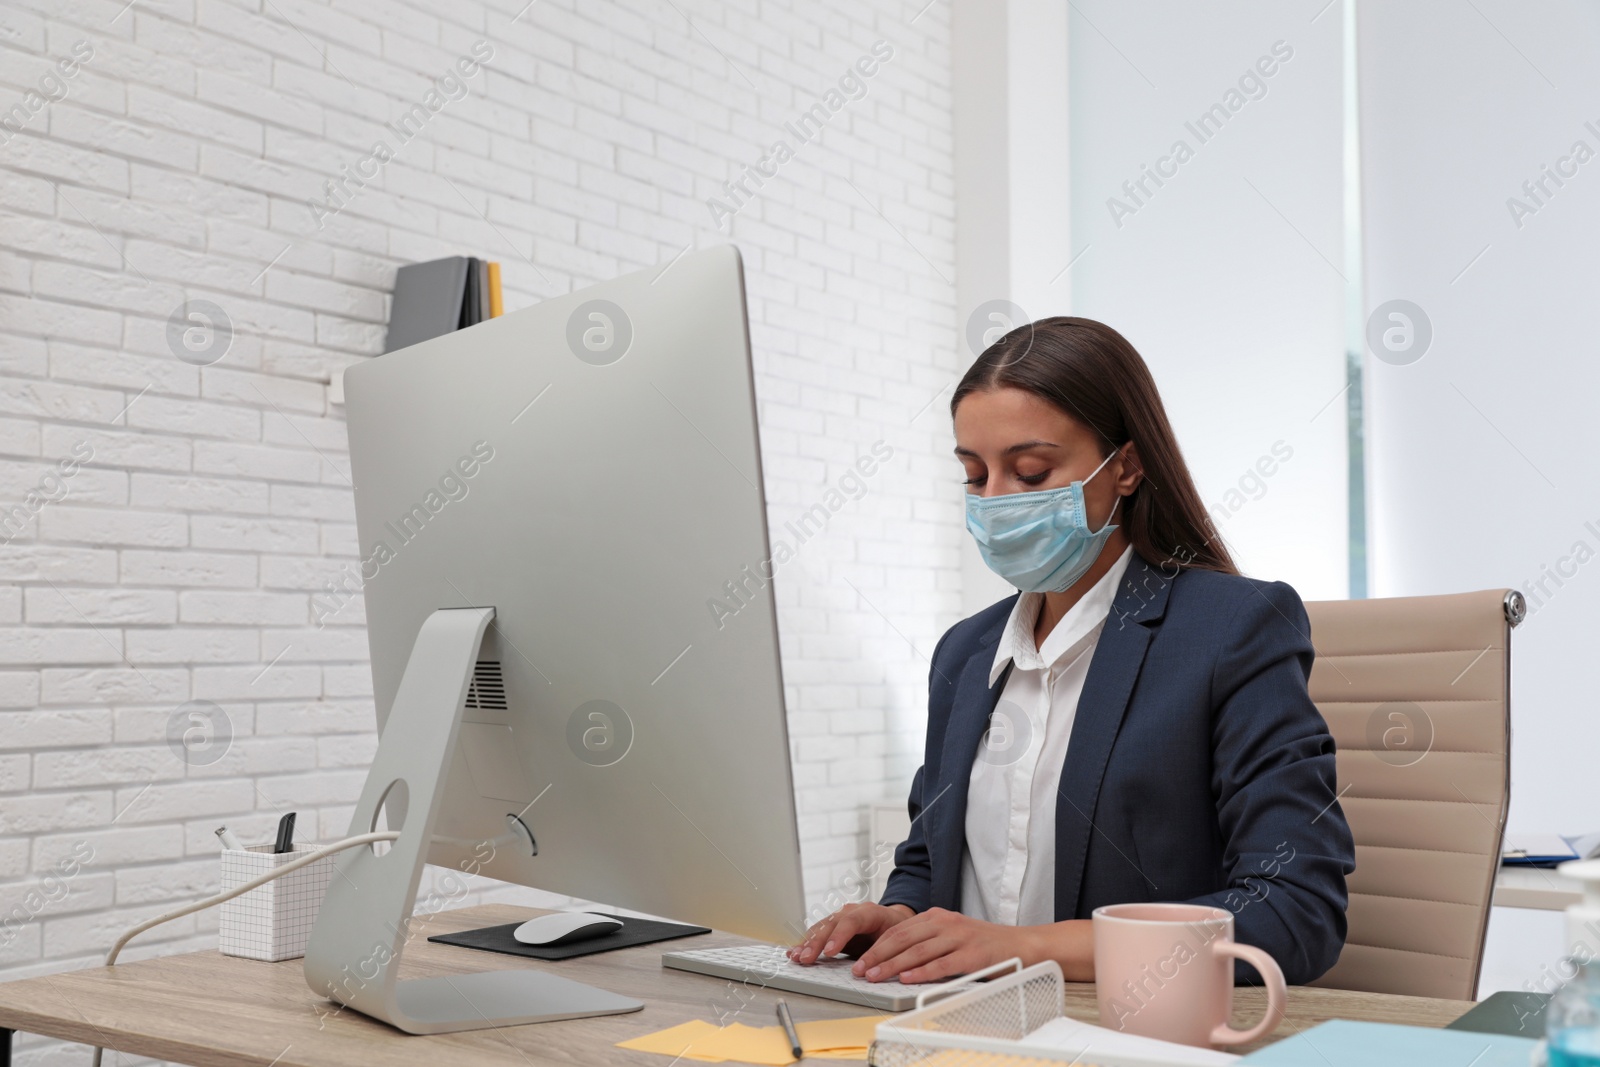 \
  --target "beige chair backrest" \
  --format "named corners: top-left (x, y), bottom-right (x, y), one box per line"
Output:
top-left (1303, 587), bottom-right (1522, 1001)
